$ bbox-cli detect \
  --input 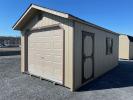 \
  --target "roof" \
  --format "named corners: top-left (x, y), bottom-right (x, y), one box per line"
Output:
top-left (13, 4), bottom-right (119, 35)
top-left (120, 34), bottom-right (133, 42)
top-left (127, 35), bottom-right (133, 42)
